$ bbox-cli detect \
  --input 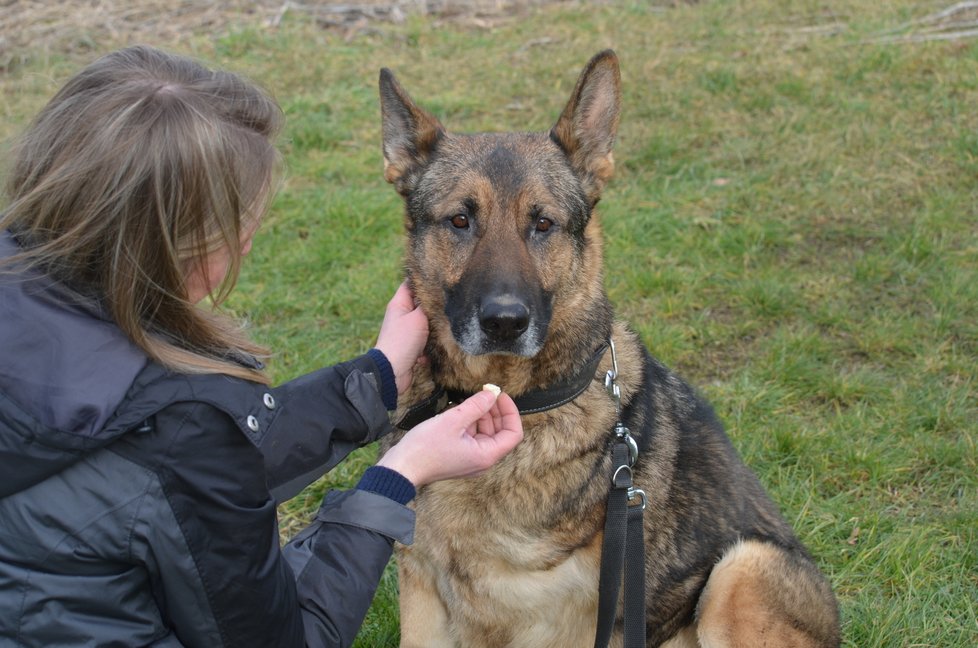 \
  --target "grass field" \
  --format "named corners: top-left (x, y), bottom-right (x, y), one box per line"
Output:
top-left (2, 1), bottom-right (976, 646)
